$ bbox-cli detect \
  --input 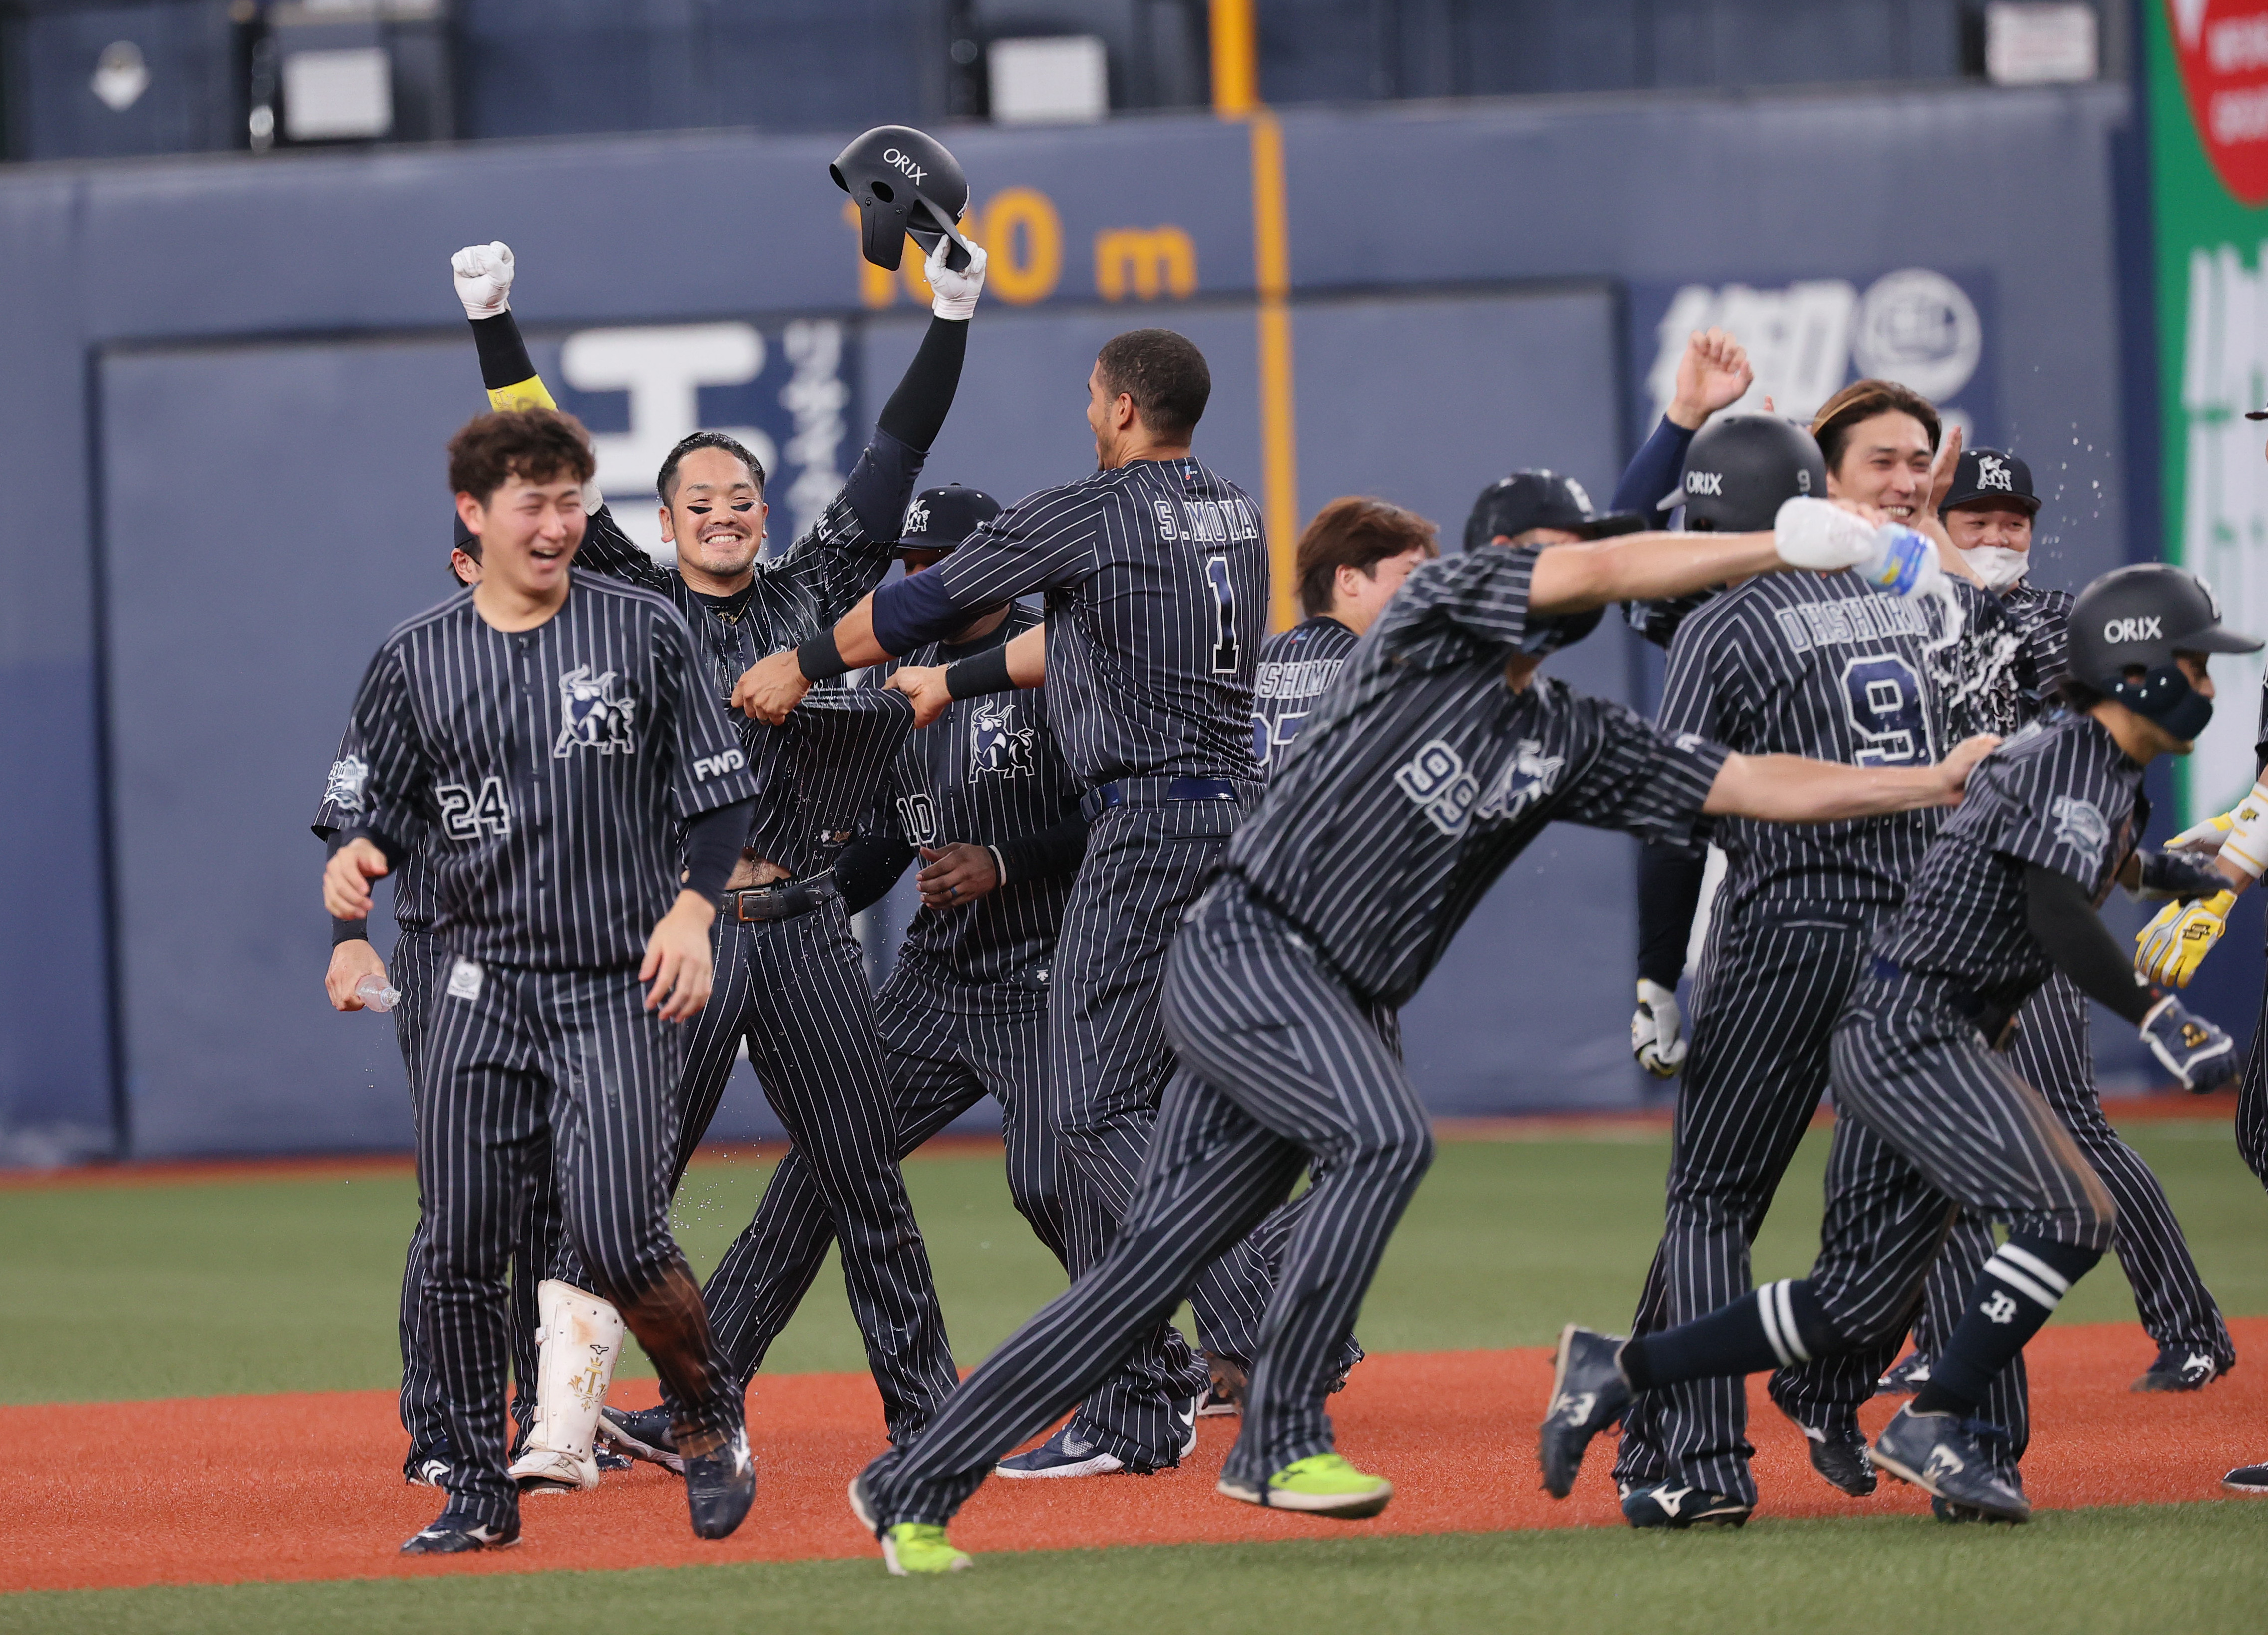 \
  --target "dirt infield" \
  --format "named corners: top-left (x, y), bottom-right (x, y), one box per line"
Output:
top-left (7, 1317), bottom-right (2260, 1594)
